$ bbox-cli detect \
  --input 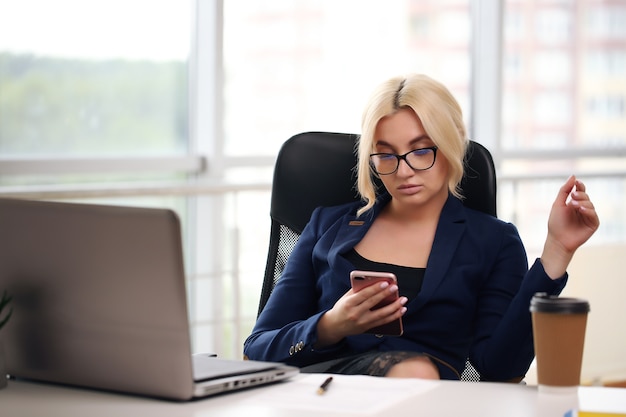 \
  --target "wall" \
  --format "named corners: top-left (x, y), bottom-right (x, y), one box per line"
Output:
top-left (563, 244), bottom-right (626, 385)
